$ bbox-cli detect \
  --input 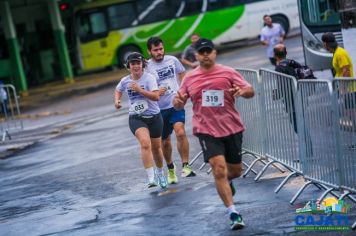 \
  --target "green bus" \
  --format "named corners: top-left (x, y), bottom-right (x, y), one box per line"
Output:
top-left (65, 0), bottom-right (300, 72)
